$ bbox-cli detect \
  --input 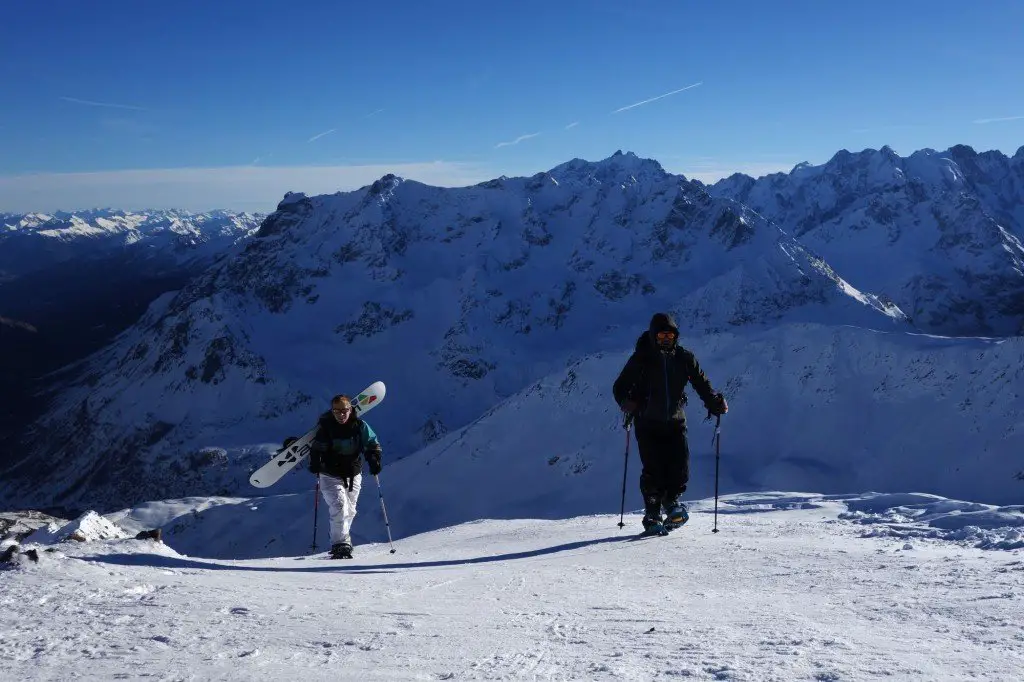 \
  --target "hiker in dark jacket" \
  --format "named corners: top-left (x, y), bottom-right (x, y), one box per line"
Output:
top-left (308, 394), bottom-right (383, 559)
top-left (612, 312), bottom-right (728, 533)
